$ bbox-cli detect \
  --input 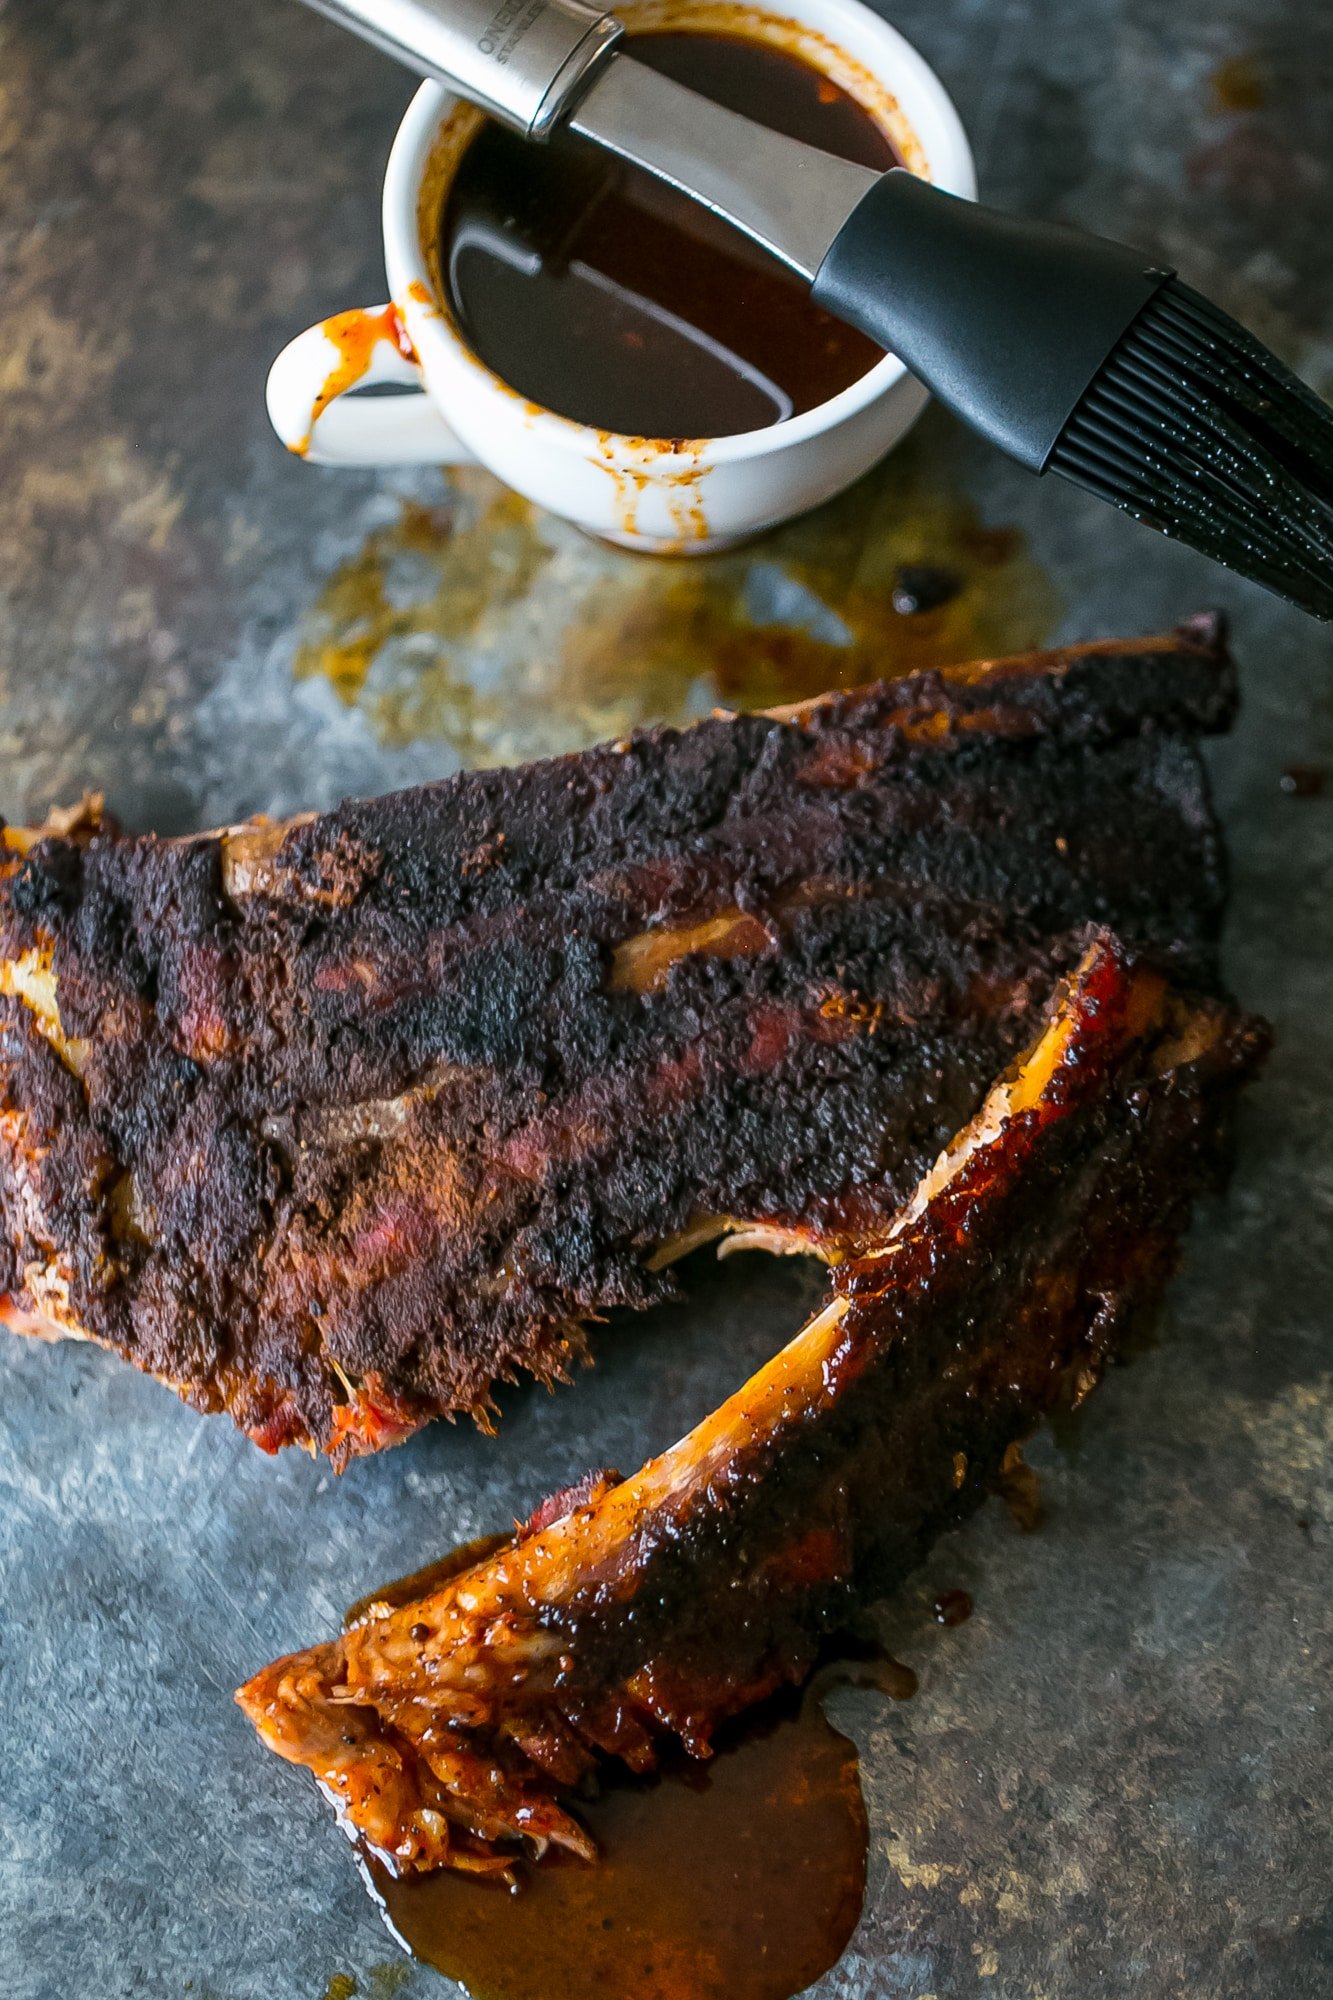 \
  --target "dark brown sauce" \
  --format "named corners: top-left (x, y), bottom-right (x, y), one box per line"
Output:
top-left (892, 564), bottom-right (963, 615)
top-left (440, 32), bottom-right (898, 439)
top-left (933, 1588), bottom-right (973, 1628)
top-left (1280, 763), bottom-right (1326, 799)
top-left (342, 1565), bottom-right (919, 2000)
top-left (369, 1681), bottom-right (868, 2000)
